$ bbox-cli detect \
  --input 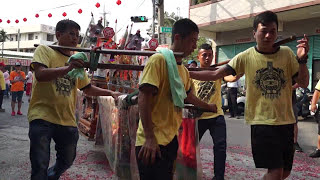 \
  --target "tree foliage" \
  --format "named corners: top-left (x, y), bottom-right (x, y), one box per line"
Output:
top-left (163, 12), bottom-right (180, 27)
top-left (0, 29), bottom-right (9, 42)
